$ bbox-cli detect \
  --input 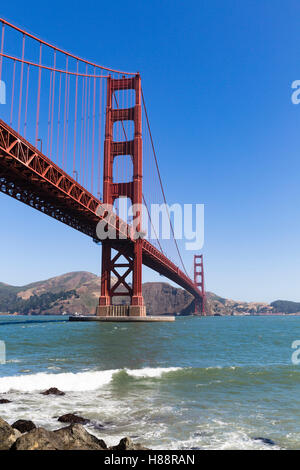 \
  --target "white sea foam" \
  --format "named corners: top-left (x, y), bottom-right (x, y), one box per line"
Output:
top-left (0, 370), bottom-right (118, 393)
top-left (0, 367), bottom-right (183, 393)
top-left (125, 367), bottom-right (181, 378)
